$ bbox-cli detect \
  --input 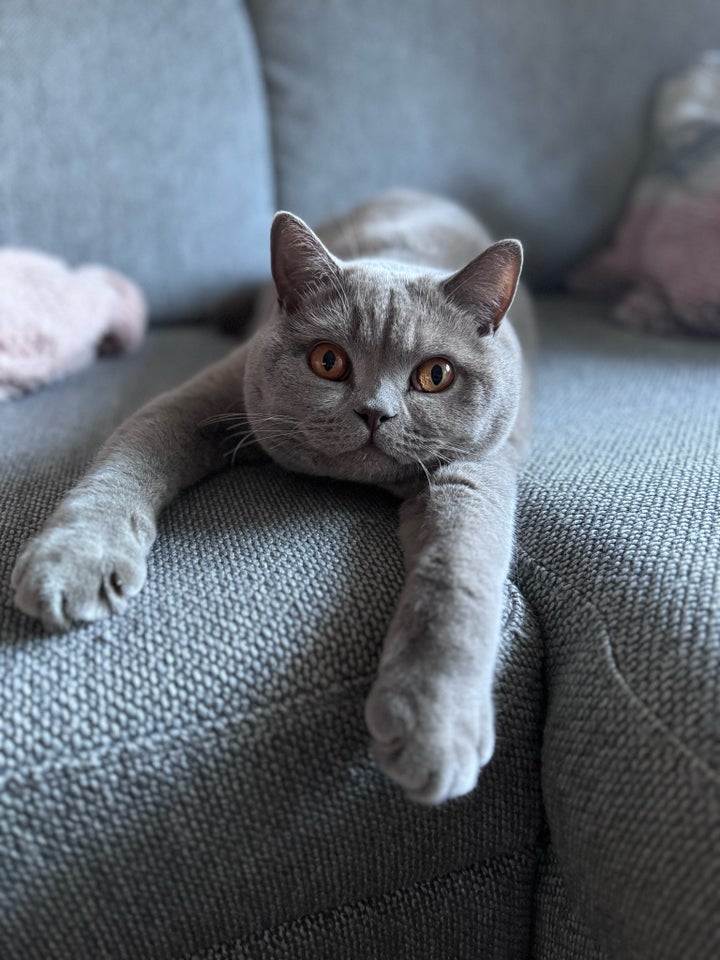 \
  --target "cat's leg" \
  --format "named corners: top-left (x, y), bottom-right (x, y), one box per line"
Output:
top-left (365, 450), bottom-right (518, 805)
top-left (12, 344), bottom-right (250, 631)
